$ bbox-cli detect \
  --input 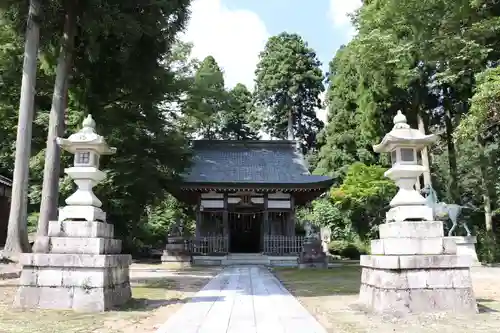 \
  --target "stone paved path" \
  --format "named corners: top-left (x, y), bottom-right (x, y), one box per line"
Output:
top-left (156, 265), bottom-right (327, 333)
